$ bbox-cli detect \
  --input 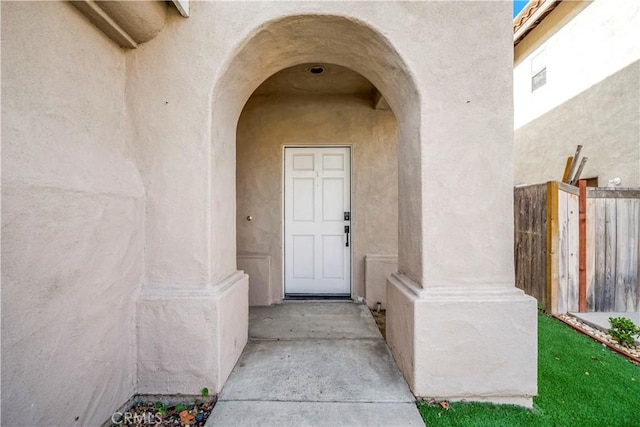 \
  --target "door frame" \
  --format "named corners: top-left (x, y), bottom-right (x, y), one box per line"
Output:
top-left (281, 144), bottom-right (354, 299)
